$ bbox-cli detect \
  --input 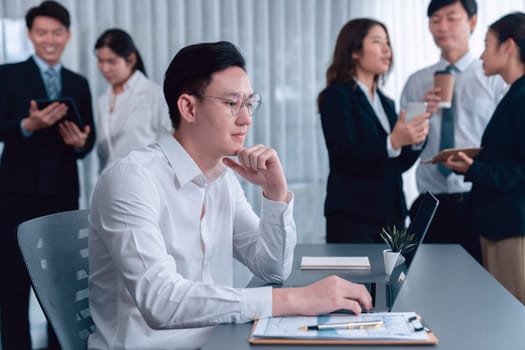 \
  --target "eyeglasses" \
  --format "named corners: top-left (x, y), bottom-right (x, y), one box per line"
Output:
top-left (191, 92), bottom-right (262, 116)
